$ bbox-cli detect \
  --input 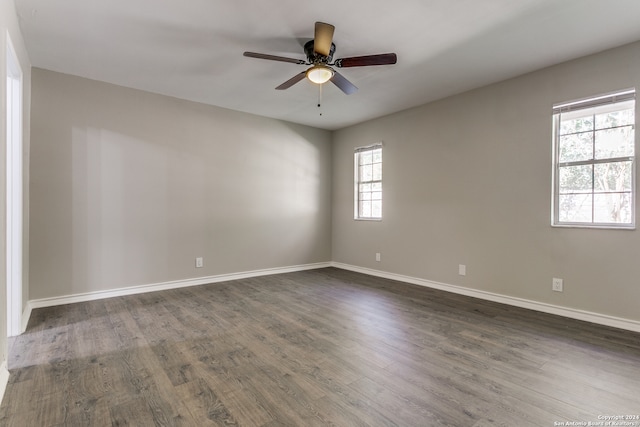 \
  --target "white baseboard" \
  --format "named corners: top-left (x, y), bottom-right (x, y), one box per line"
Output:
top-left (0, 361), bottom-right (9, 406)
top-left (331, 262), bottom-right (640, 333)
top-left (24, 262), bottom-right (332, 323)
top-left (21, 261), bottom-right (640, 335)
